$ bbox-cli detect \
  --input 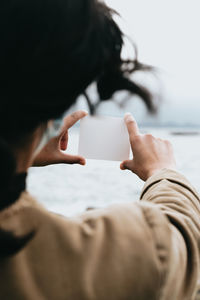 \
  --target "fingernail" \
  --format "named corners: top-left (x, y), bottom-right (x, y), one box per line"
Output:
top-left (124, 113), bottom-right (134, 122)
top-left (125, 112), bottom-right (132, 116)
top-left (82, 110), bottom-right (89, 115)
